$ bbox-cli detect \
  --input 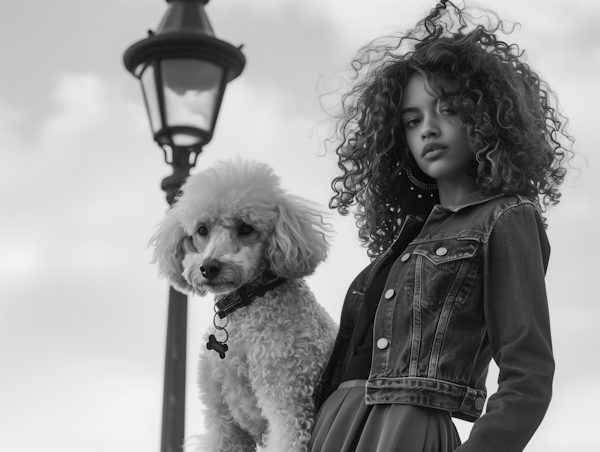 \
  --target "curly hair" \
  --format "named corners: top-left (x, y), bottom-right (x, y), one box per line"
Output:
top-left (328, 0), bottom-right (574, 258)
